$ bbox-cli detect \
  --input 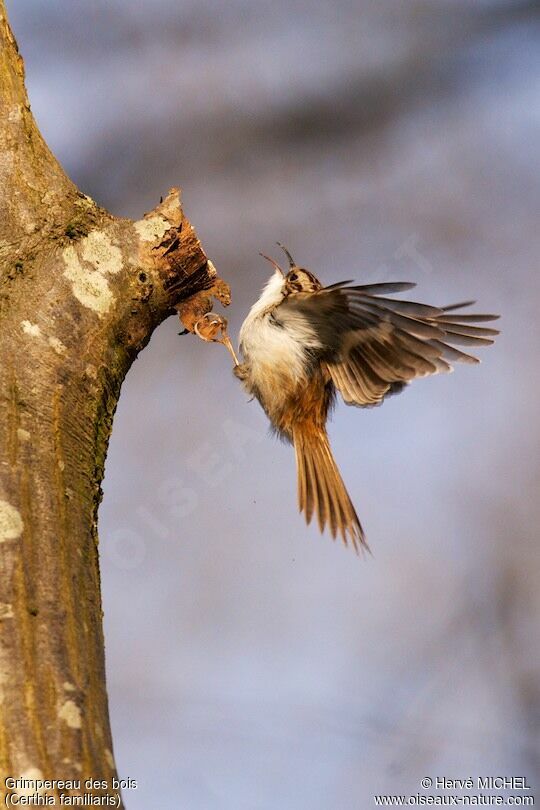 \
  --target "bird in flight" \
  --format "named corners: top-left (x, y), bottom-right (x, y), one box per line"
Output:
top-left (203, 244), bottom-right (499, 551)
